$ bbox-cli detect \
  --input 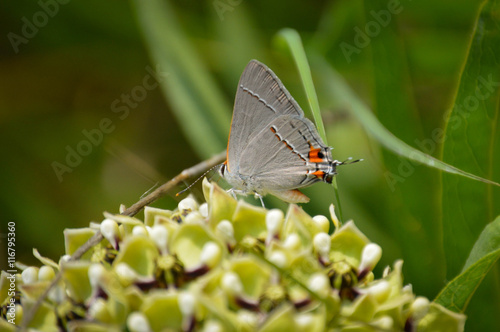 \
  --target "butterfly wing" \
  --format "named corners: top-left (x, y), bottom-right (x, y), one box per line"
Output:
top-left (226, 60), bottom-right (305, 173)
top-left (237, 114), bottom-right (330, 192)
